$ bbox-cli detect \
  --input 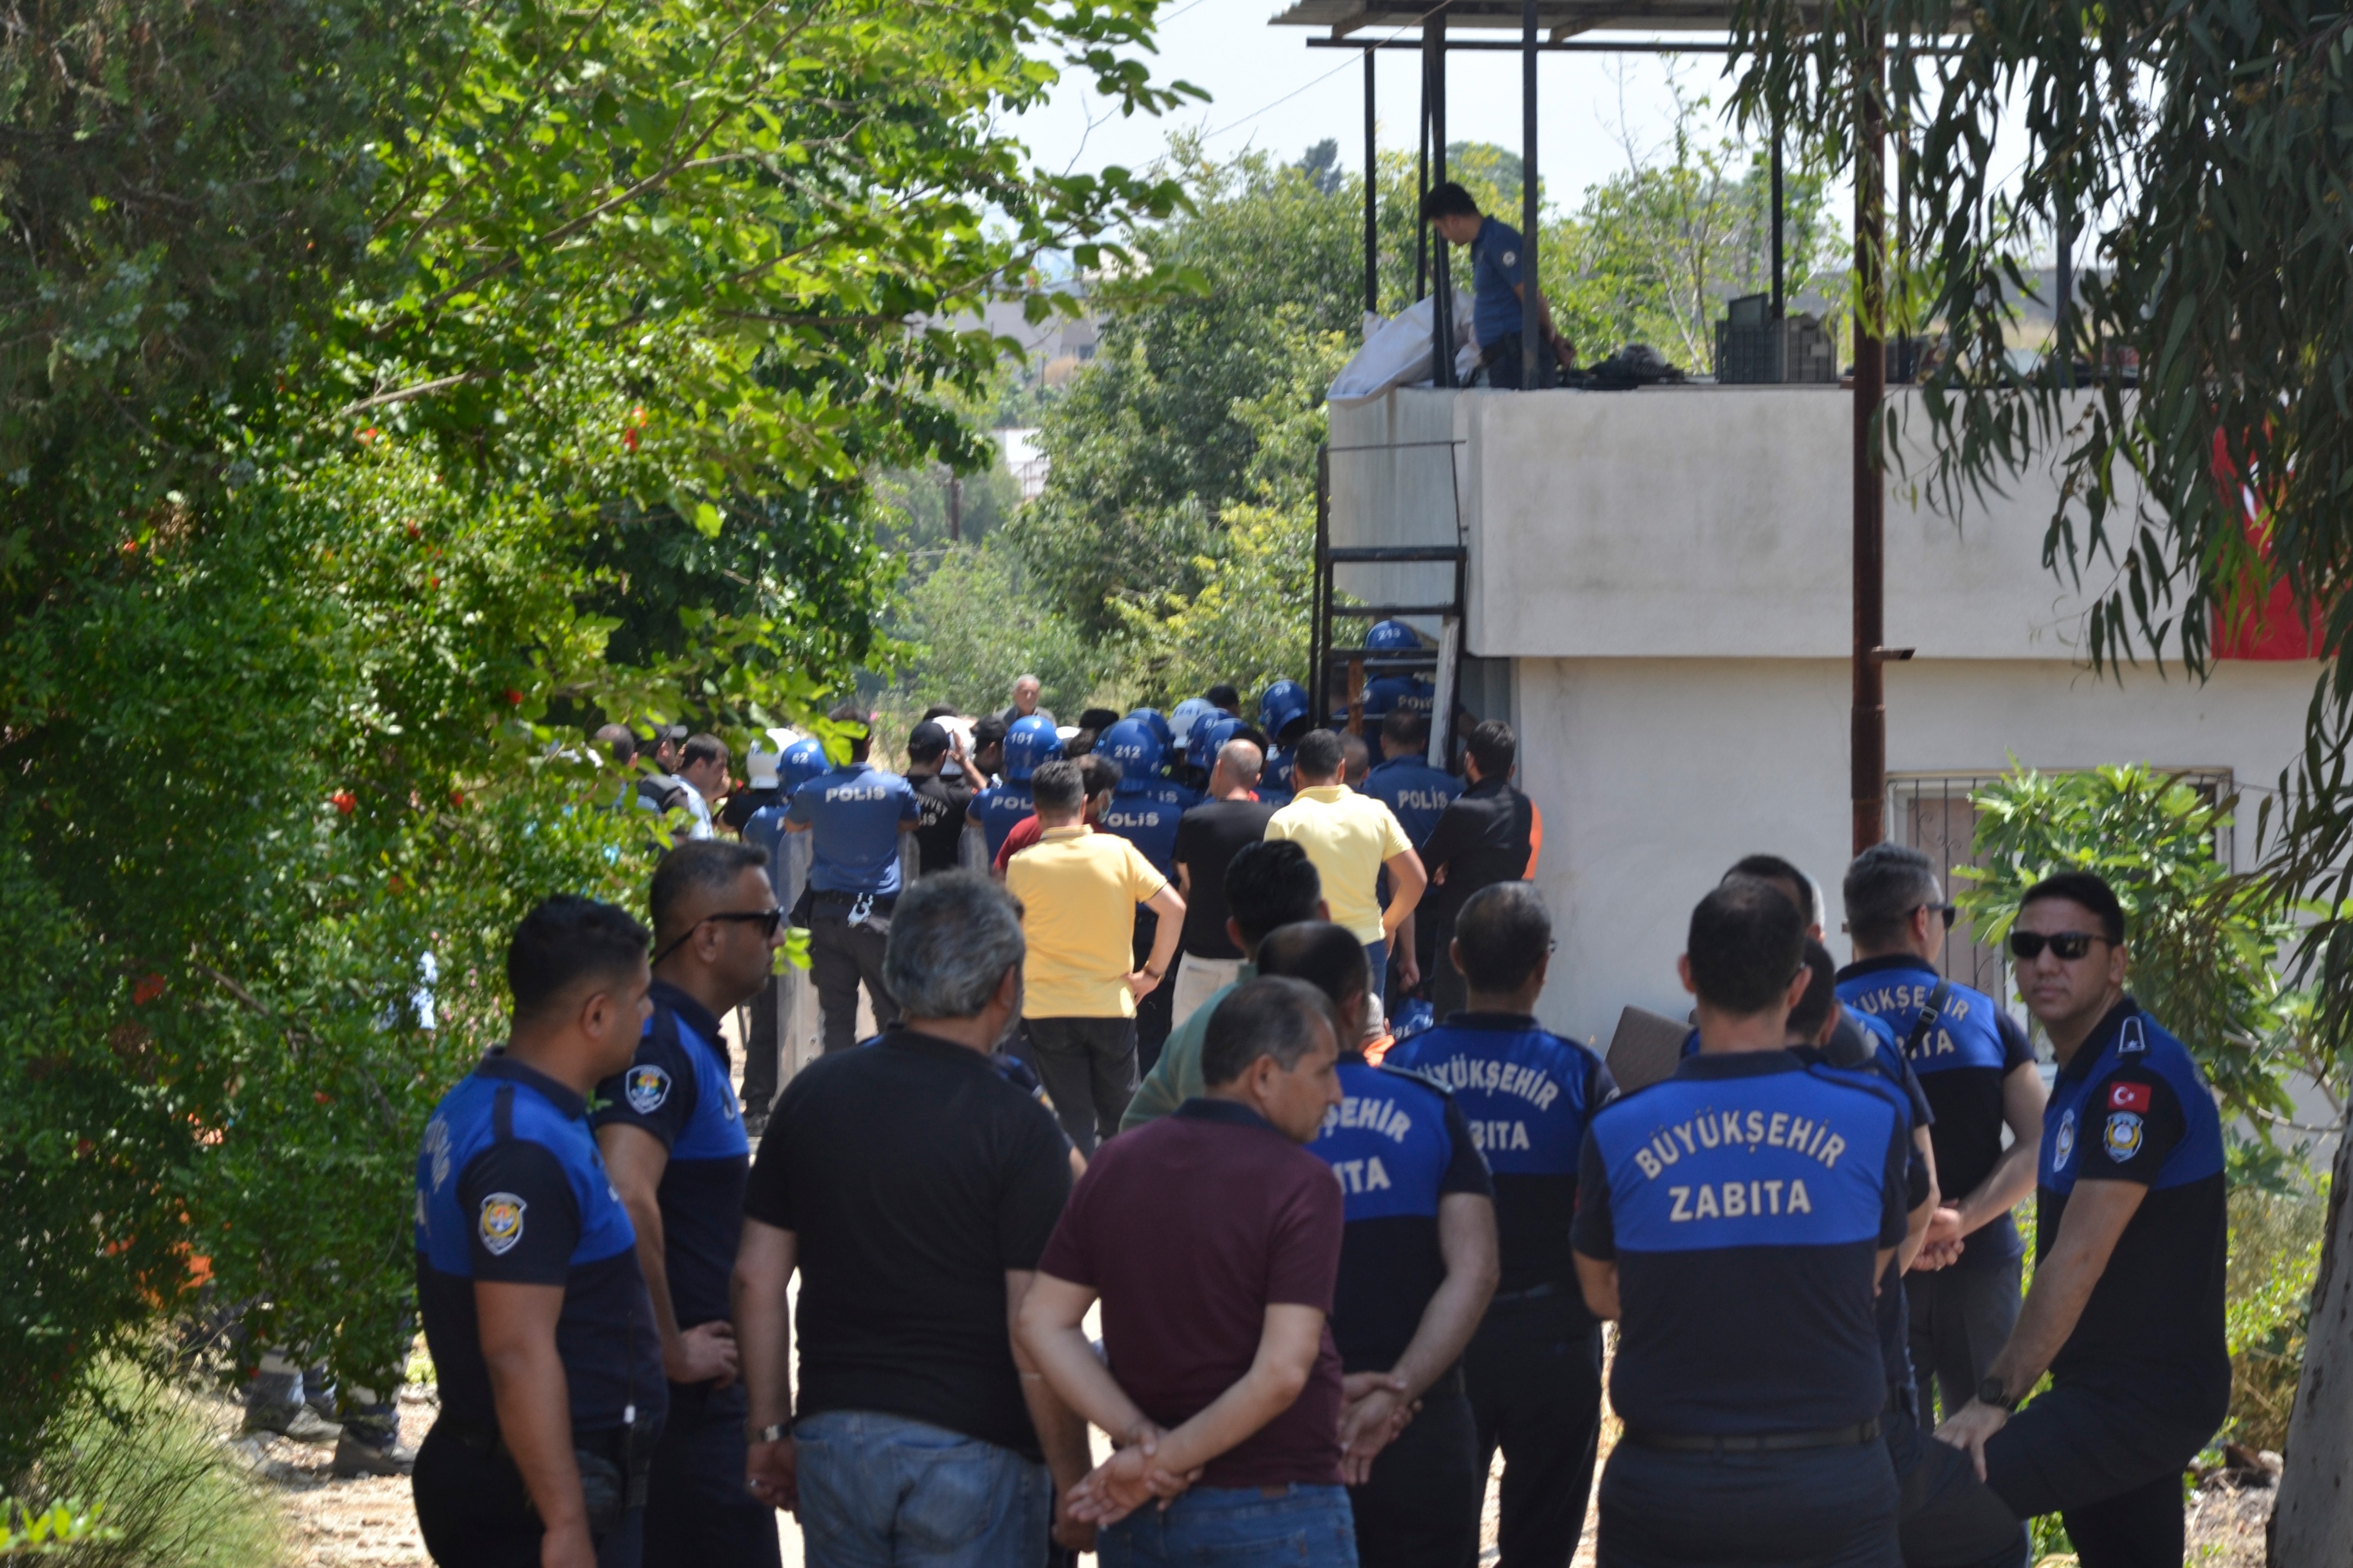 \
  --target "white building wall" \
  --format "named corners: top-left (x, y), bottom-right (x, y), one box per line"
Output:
top-left (1513, 655), bottom-right (2320, 1051)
